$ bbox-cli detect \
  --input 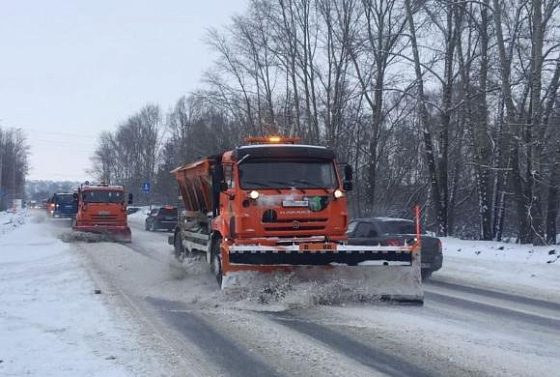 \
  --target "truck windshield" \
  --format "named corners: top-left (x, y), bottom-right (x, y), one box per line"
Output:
top-left (238, 159), bottom-right (338, 189)
top-left (82, 190), bottom-right (124, 203)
